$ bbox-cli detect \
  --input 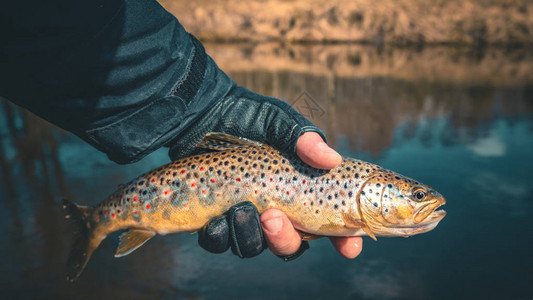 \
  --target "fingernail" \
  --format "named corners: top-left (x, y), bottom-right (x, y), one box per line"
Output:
top-left (317, 142), bottom-right (337, 155)
top-left (262, 217), bottom-right (283, 234)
